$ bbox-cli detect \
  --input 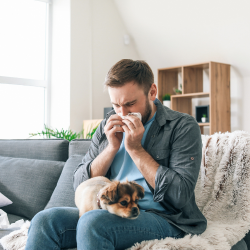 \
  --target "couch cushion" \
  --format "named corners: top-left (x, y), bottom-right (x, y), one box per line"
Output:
top-left (231, 239), bottom-right (248, 250)
top-left (244, 230), bottom-right (250, 250)
top-left (0, 139), bottom-right (69, 162)
top-left (68, 139), bottom-right (91, 199)
top-left (7, 214), bottom-right (26, 224)
top-left (69, 139), bottom-right (91, 157)
top-left (45, 155), bottom-right (83, 209)
top-left (0, 156), bottom-right (65, 220)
